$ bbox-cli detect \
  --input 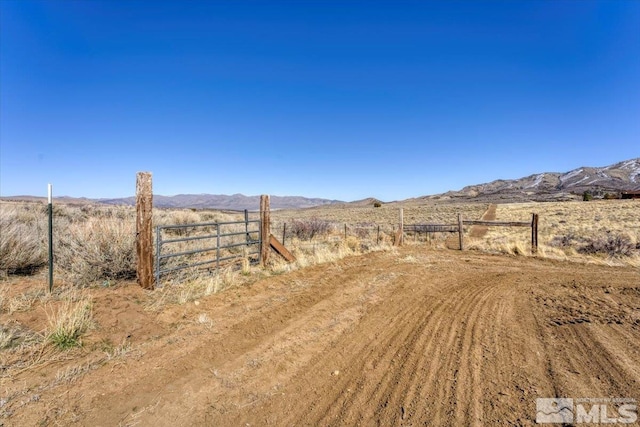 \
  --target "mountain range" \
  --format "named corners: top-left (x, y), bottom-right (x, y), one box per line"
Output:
top-left (3, 158), bottom-right (638, 208)
top-left (429, 158), bottom-right (640, 202)
top-left (98, 194), bottom-right (341, 211)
